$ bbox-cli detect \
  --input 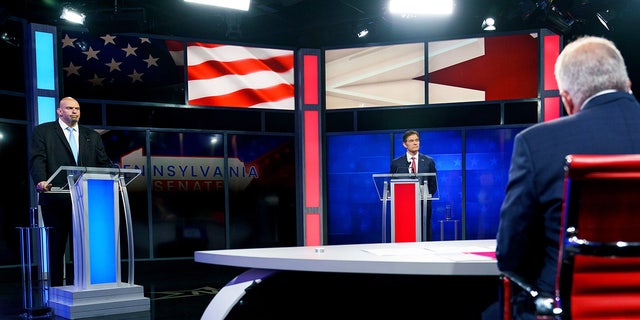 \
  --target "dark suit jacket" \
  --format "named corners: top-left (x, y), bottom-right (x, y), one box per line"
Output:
top-left (390, 152), bottom-right (437, 196)
top-left (496, 91), bottom-right (640, 315)
top-left (29, 120), bottom-right (111, 191)
top-left (29, 120), bottom-right (111, 286)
